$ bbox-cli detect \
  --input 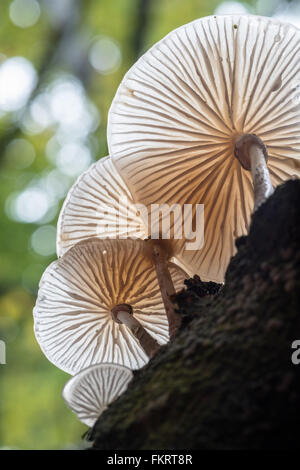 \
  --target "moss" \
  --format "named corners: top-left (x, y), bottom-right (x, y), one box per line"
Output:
top-left (91, 180), bottom-right (300, 450)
